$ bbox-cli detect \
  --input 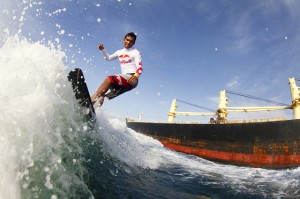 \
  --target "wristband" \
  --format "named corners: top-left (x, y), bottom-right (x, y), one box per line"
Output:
top-left (133, 73), bottom-right (140, 78)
